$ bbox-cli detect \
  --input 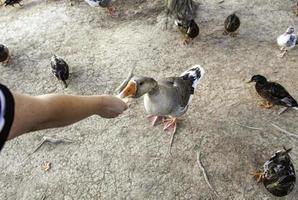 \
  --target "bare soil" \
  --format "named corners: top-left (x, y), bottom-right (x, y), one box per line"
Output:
top-left (0, 0), bottom-right (298, 199)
